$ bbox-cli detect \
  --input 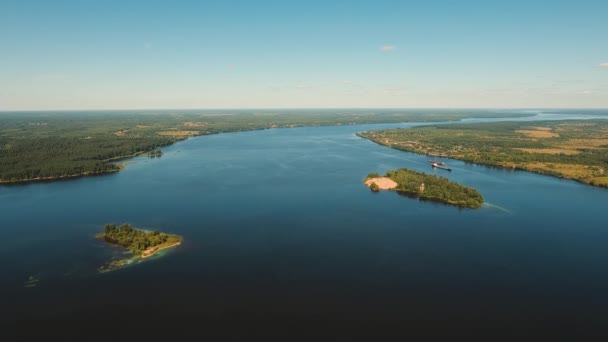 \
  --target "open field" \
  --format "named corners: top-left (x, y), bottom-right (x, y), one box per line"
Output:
top-left (515, 128), bottom-right (560, 139)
